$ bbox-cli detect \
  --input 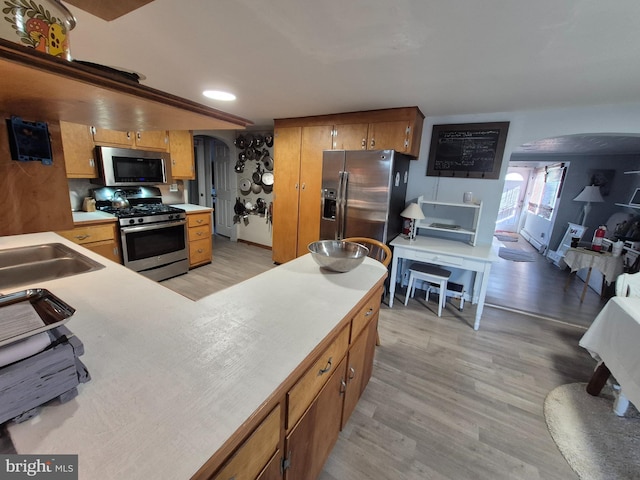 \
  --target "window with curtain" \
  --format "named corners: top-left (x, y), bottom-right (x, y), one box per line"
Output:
top-left (527, 164), bottom-right (566, 220)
